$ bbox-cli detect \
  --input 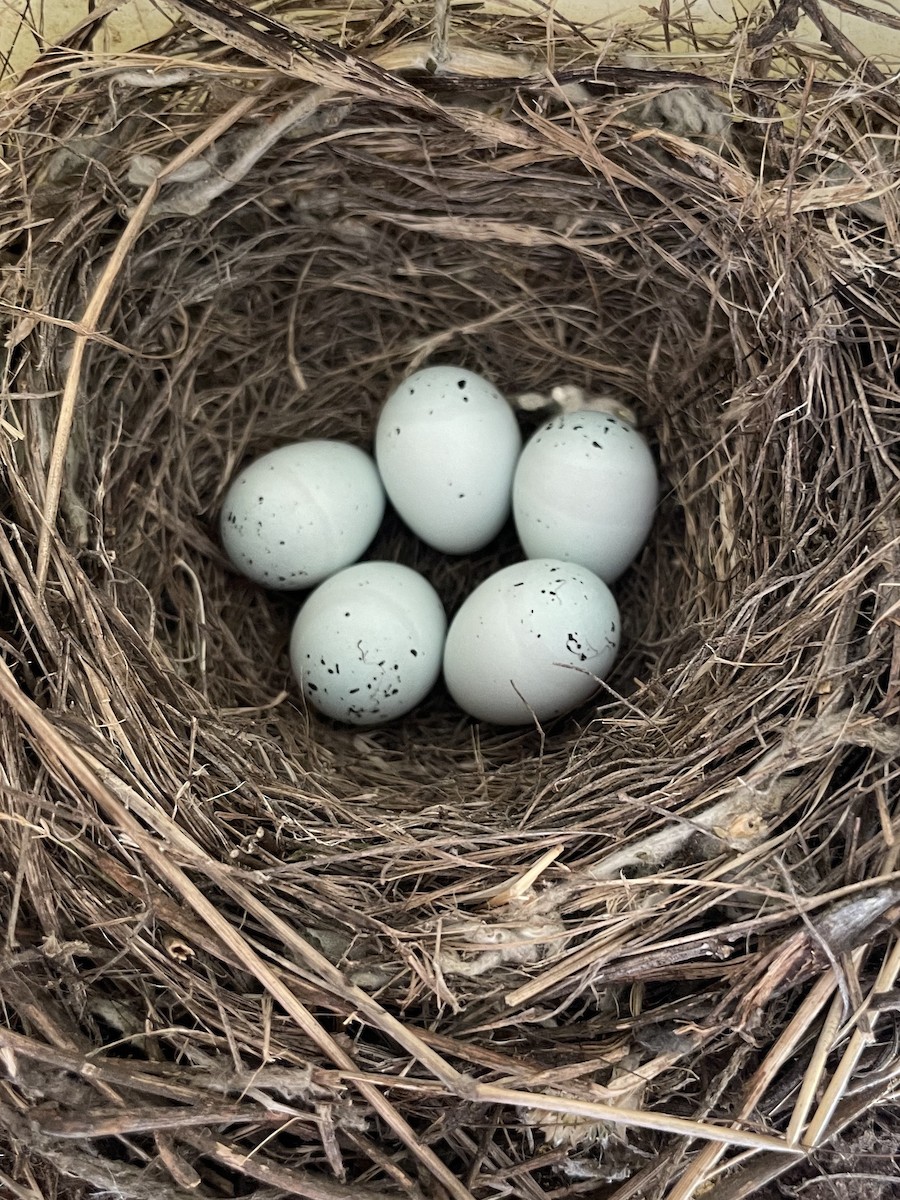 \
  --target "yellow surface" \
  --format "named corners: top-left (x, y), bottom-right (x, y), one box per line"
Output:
top-left (2, 0), bottom-right (899, 78)
top-left (0, 1), bottom-right (173, 78)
